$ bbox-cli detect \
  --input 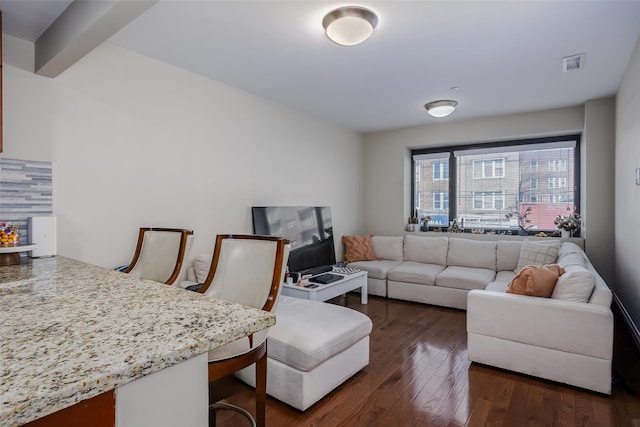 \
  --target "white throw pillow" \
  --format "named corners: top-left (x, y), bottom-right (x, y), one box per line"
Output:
top-left (551, 264), bottom-right (596, 303)
top-left (193, 254), bottom-right (213, 283)
top-left (515, 240), bottom-right (561, 271)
